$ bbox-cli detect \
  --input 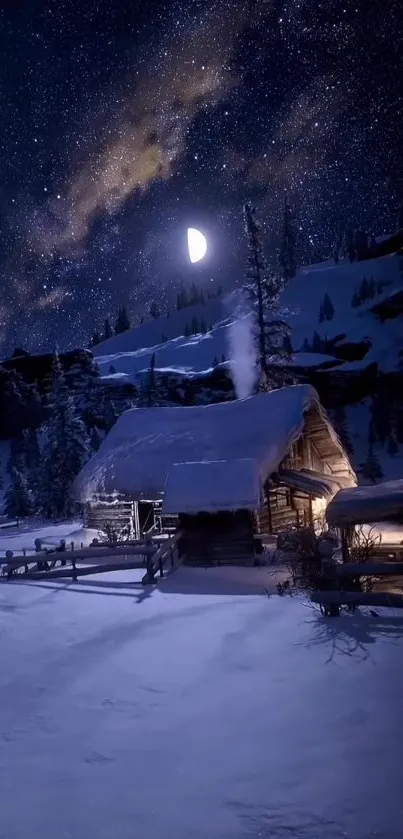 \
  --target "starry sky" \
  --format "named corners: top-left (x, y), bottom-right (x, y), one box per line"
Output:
top-left (0, 0), bottom-right (402, 356)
